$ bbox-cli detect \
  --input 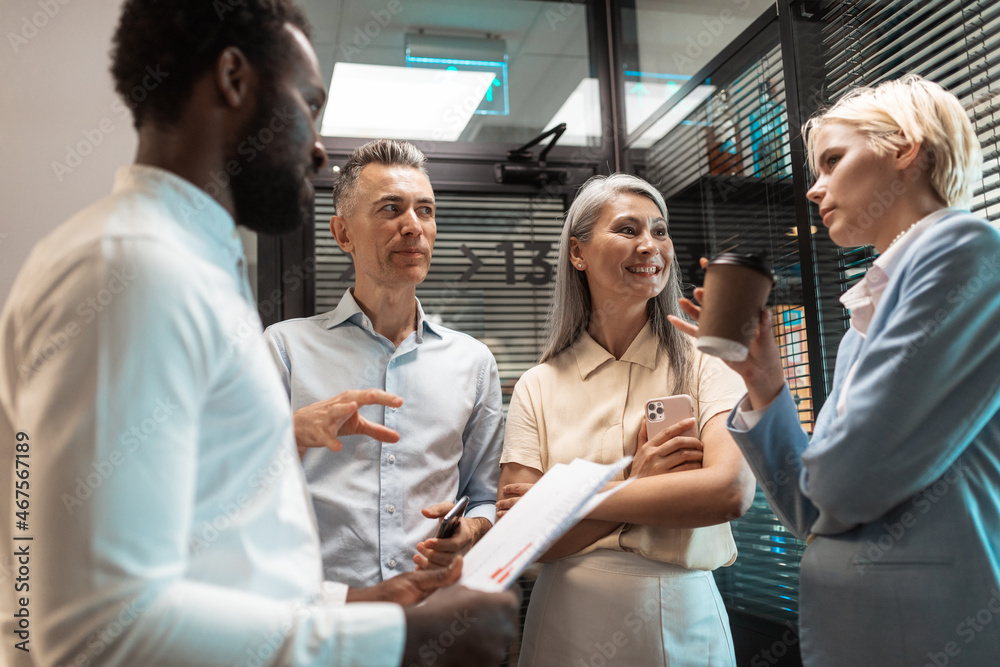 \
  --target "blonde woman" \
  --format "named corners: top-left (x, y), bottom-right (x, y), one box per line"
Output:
top-left (673, 75), bottom-right (1000, 664)
top-left (498, 174), bottom-right (755, 666)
